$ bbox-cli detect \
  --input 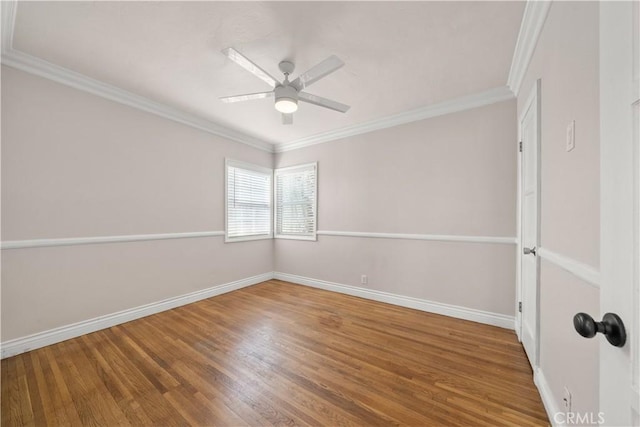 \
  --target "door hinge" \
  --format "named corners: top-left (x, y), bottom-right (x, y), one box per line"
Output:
top-left (519, 301), bottom-right (522, 313)
top-left (519, 141), bottom-right (523, 152)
